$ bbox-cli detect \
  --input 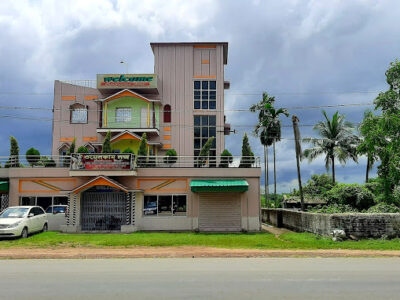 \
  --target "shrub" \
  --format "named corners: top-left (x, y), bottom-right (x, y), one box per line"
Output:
top-left (302, 174), bottom-right (335, 198)
top-left (102, 131), bottom-right (111, 153)
top-left (67, 138), bottom-right (76, 155)
top-left (26, 147), bottom-right (41, 166)
top-left (366, 202), bottom-right (400, 213)
top-left (239, 133), bottom-right (255, 168)
top-left (137, 133), bottom-right (148, 167)
top-left (309, 204), bottom-right (358, 214)
top-left (219, 149), bottom-right (233, 168)
top-left (39, 156), bottom-right (56, 168)
top-left (77, 146), bottom-right (88, 153)
top-left (326, 183), bottom-right (375, 210)
top-left (197, 137), bottom-right (215, 167)
top-left (122, 147), bottom-right (134, 153)
top-left (164, 149), bottom-right (177, 166)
